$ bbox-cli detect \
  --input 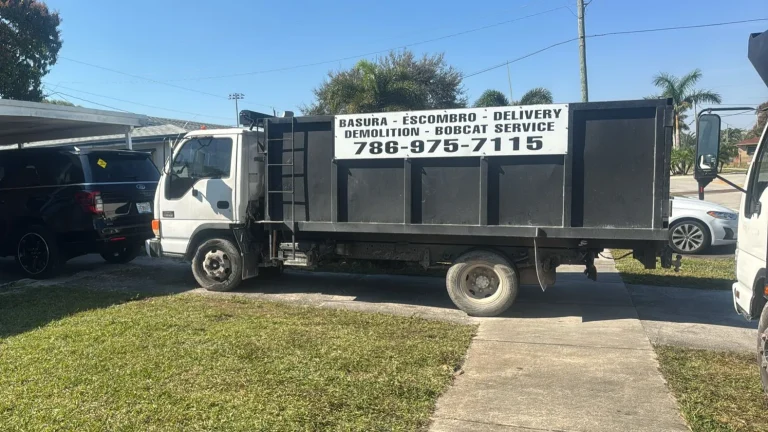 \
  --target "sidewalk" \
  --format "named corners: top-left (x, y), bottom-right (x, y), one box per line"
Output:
top-left (429, 257), bottom-right (688, 432)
